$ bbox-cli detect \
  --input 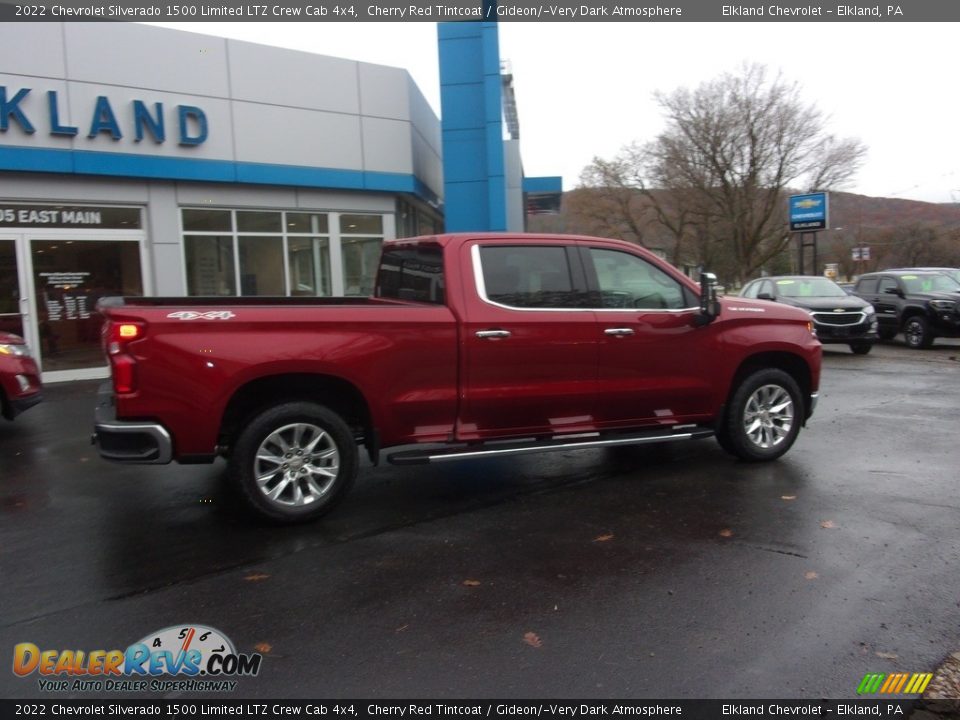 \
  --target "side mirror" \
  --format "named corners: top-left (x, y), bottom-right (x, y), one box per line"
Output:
top-left (883, 287), bottom-right (903, 297)
top-left (695, 272), bottom-right (721, 327)
top-left (757, 292), bottom-right (775, 301)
